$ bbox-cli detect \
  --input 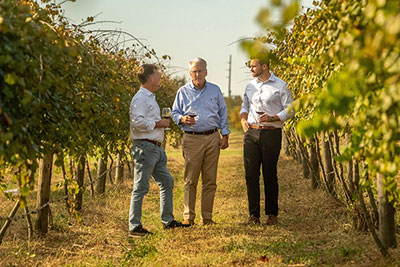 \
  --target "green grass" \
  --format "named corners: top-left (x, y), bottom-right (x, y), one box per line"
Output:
top-left (1, 132), bottom-right (399, 266)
